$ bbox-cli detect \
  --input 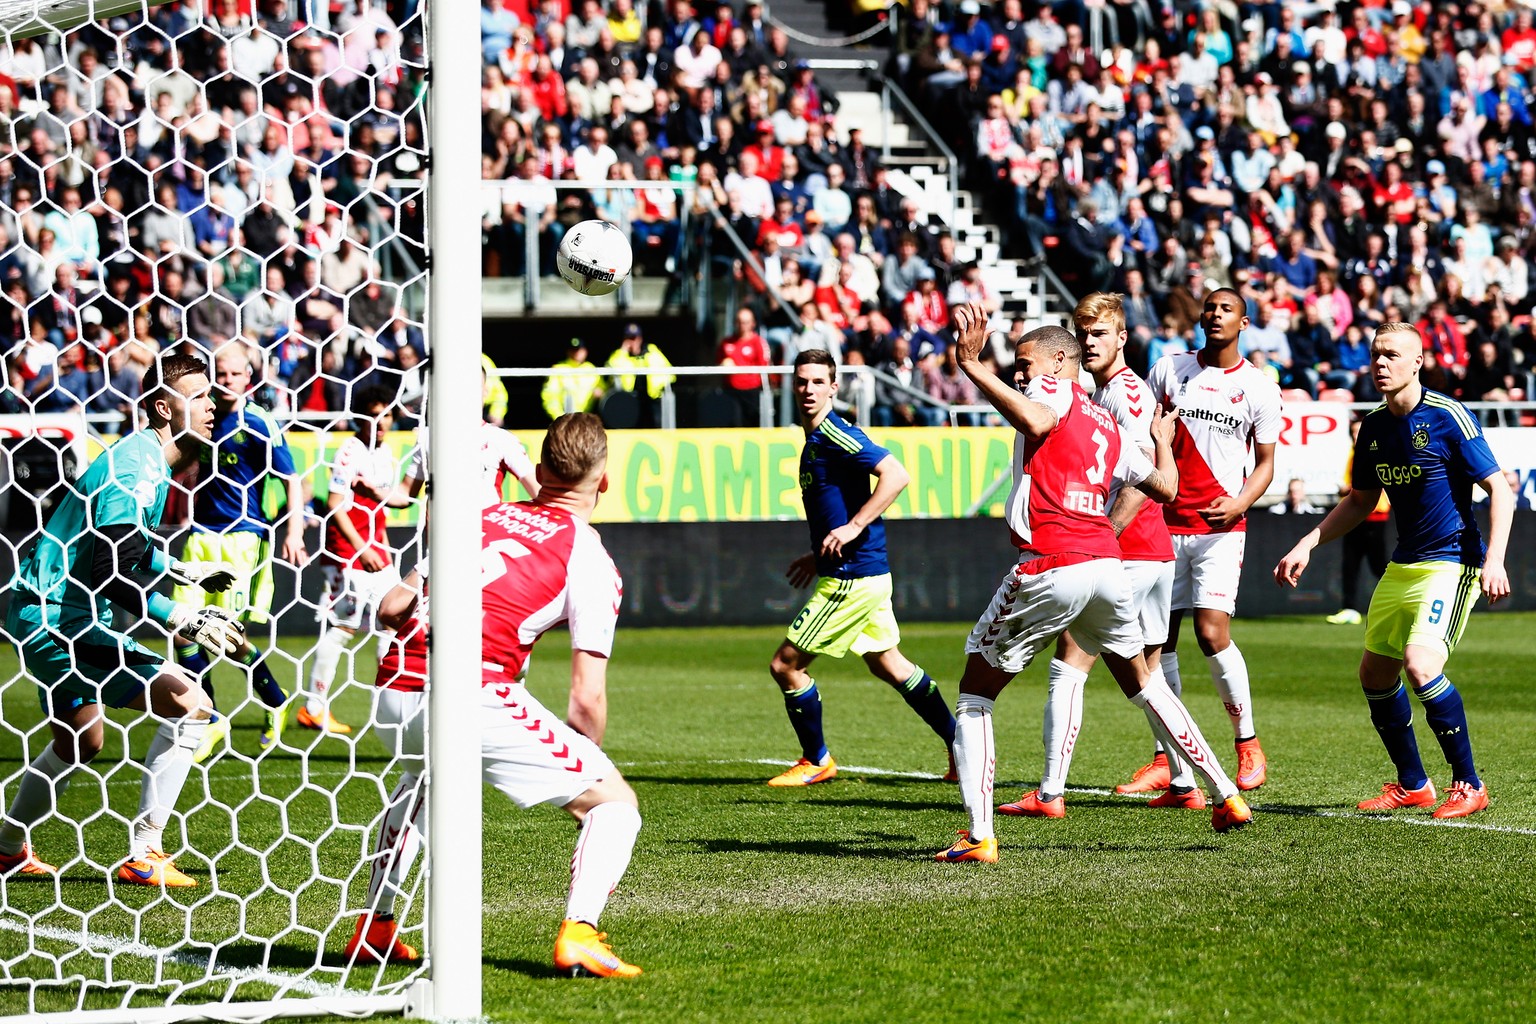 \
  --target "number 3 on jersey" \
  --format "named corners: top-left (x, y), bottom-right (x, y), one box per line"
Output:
top-left (482, 537), bottom-right (531, 584)
top-left (1085, 429), bottom-right (1109, 484)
